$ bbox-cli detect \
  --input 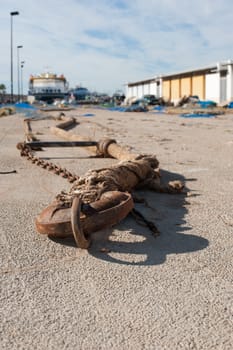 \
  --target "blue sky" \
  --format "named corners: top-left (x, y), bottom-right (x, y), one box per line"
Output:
top-left (0, 0), bottom-right (233, 94)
